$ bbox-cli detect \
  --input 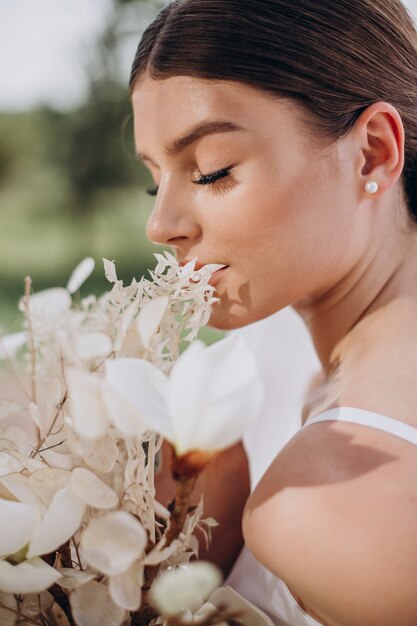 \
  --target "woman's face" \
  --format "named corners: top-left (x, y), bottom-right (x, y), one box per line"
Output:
top-left (132, 76), bottom-right (367, 330)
